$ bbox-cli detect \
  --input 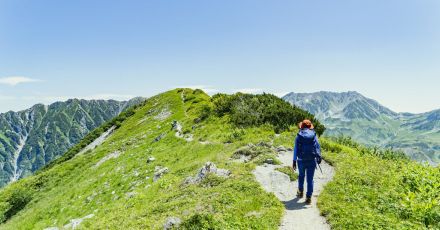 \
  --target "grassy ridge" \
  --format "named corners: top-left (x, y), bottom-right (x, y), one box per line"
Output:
top-left (0, 88), bottom-right (438, 229)
top-left (1, 89), bottom-right (310, 229)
